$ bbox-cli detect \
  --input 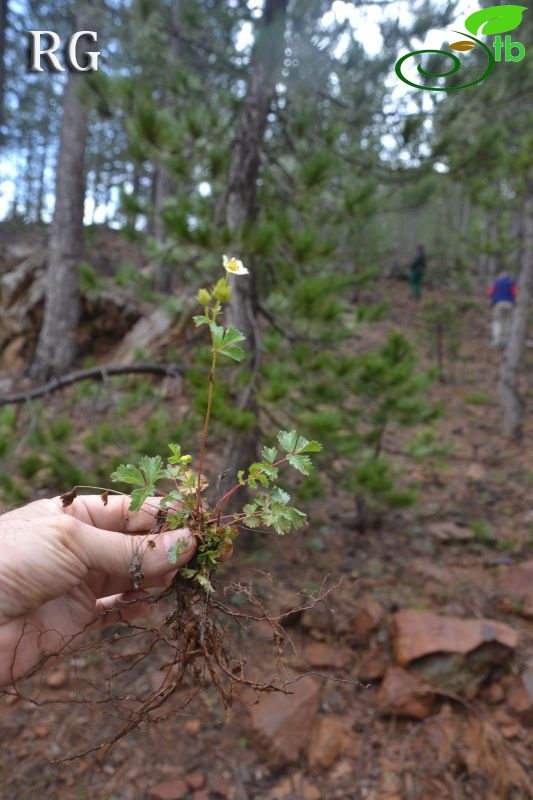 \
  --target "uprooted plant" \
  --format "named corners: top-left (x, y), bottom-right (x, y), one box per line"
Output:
top-left (53, 256), bottom-right (323, 758)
